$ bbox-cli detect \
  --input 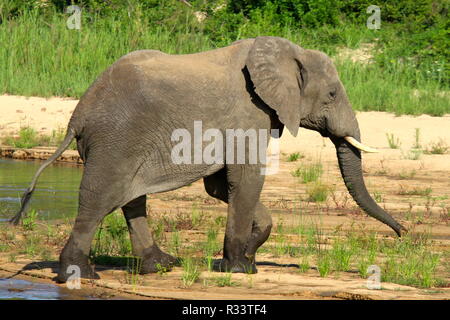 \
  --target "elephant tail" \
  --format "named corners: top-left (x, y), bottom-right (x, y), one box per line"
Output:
top-left (9, 127), bottom-right (77, 225)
